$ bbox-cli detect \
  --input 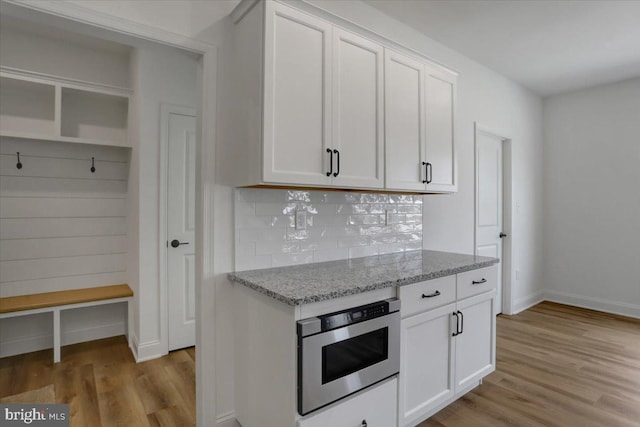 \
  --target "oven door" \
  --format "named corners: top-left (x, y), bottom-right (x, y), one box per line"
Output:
top-left (298, 311), bottom-right (400, 415)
